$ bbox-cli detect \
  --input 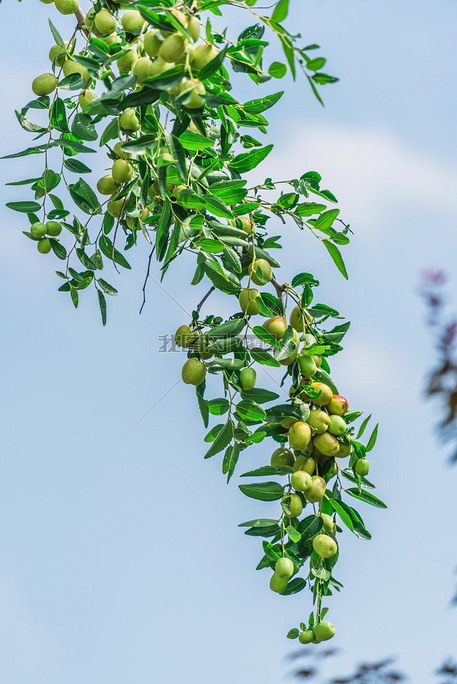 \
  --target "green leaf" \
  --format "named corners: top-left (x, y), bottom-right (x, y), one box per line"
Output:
top-left (269, 61), bottom-right (287, 78)
top-left (239, 481), bottom-right (284, 501)
top-left (204, 419), bottom-right (233, 459)
top-left (223, 443), bottom-right (241, 483)
top-left (48, 18), bottom-right (65, 47)
top-left (98, 235), bottom-right (131, 270)
top-left (179, 130), bottom-right (214, 151)
top-left (329, 497), bottom-right (371, 540)
top-left (71, 113), bottom-right (98, 141)
top-left (239, 518), bottom-right (279, 528)
top-left (49, 239), bottom-right (67, 260)
top-left (98, 278), bottom-right (118, 295)
top-left (69, 178), bottom-right (101, 214)
top-left (6, 201), bottom-right (41, 213)
top-left (287, 628), bottom-right (300, 640)
top-left (366, 424), bottom-right (379, 452)
top-left (241, 465), bottom-right (293, 477)
top-left (286, 525), bottom-right (301, 543)
top-left (252, 325), bottom-right (280, 348)
top-left (346, 488), bottom-right (387, 509)
top-left (322, 240), bottom-right (348, 279)
top-left (97, 289), bottom-right (107, 326)
top-left (281, 578), bottom-right (306, 595)
top-left (228, 144), bottom-right (273, 173)
top-left (236, 400), bottom-right (266, 423)
top-left (291, 272), bottom-right (319, 288)
top-left (243, 91), bottom-right (284, 114)
top-left (50, 98), bottom-right (69, 133)
top-left (63, 158), bottom-right (92, 174)
top-left (271, 0), bottom-right (290, 22)
top-left (262, 540), bottom-right (281, 562)
top-left (250, 348), bottom-right (281, 367)
top-left (240, 388), bottom-right (279, 404)
top-left (206, 318), bottom-right (245, 338)
top-left (356, 414), bottom-right (372, 439)
top-left (297, 514), bottom-right (323, 543)
top-left (208, 398), bottom-right (230, 415)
